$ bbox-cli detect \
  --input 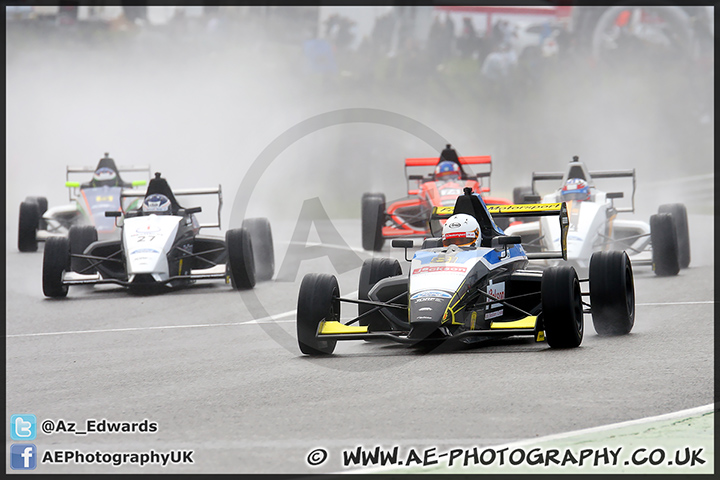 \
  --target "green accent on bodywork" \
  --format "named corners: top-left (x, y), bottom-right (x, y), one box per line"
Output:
top-left (66, 181), bottom-right (80, 187)
top-left (132, 180), bottom-right (147, 187)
